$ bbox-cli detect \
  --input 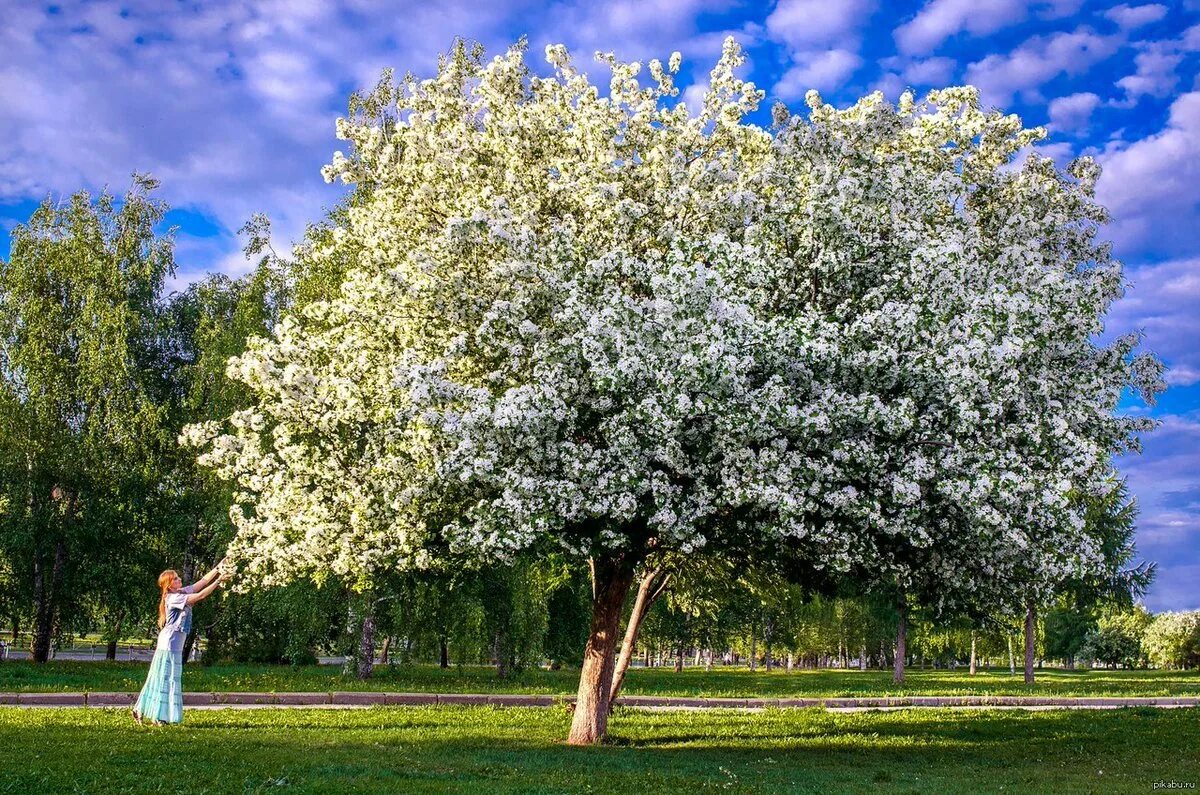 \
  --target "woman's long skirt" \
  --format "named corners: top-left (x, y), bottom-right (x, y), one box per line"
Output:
top-left (133, 633), bottom-right (184, 724)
